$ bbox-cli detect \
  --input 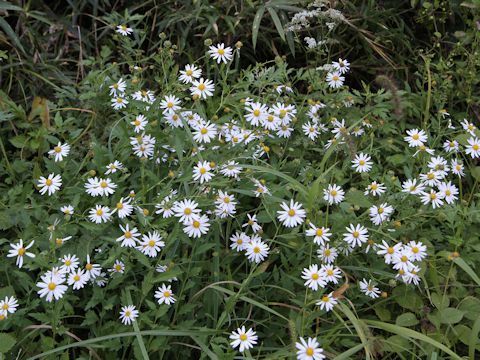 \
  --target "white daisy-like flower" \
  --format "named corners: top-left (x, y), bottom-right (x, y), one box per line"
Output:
top-left (406, 241), bottom-right (427, 262)
top-left (420, 190), bottom-right (444, 209)
top-left (461, 119), bottom-right (477, 135)
top-left (172, 199), bottom-right (201, 224)
top-left (111, 96), bottom-right (128, 110)
top-left (302, 122), bottom-right (319, 140)
top-left (109, 78), bottom-right (126, 96)
top-left (401, 179), bottom-right (425, 195)
top-left (359, 278), bottom-right (381, 298)
top-left (296, 337), bottom-right (326, 360)
top-left (332, 58), bottom-right (350, 74)
top-left (154, 284), bottom-right (176, 305)
top-left (48, 142), bottom-right (70, 162)
top-left (245, 238), bottom-right (269, 263)
top-left (131, 114), bottom-right (148, 133)
top-left (105, 160), bottom-right (124, 175)
top-left (451, 159), bottom-right (465, 177)
top-left (369, 203), bottom-right (394, 225)
top-left (114, 197), bottom-right (134, 219)
top-left (343, 224), bottom-right (369, 248)
top-left (352, 153), bottom-right (373, 173)
top-left (438, 181), bottom-right (458, 204)
top-left (230, 232), bottom-right (249, 251)
top-left (119, 305), bottom-right (139, 325)
top-left (0, 296), bottom-right (18, 317)
top-left (364, 181), bottom-right (386, 196)
top-left (183, 214), bottom-right (210, 238)
top-left (245, 102), bottom-right (268, 126)
top-left (392, 251), bottom-right (415, 273)
top-left (192, 120), bottom-right (218, 143)
top-left (84, 254), bottom-right (102, 280)
top-left (36, 271), bottom-right (68, 302)
top-left (67, 269), bottom-right (89, 290)
top-left (38, 173), bottom-right (62, 195)
top-left (192, 161), bottom-right (214, 184)
top-left (242, 214), bottom-right (262, 233)
top-left (179, 64), bottom-right (202, 83)
top-left (60, 205), bottom-right (74, 215)
top-left (110, 260), bottom-right (125, 274)
top-left (208, 43), bottom-right (233, 64)
top-left (376, 240), bottom-right (403, 264)
top-left (7, 239), bottom-right (35, 268)
top-left (160, 94), bottom-right (181, 115)
top-left (326, 71), bottom-right (344, 88)
top-left (137, 231), bottom-right (165, 257)
top-left (465, 137), bottom-right (480, 158)
top-left (88, 205), bottom-right (112, 224)
top-left (316, 292), bottom-right (338, 312)
top-left (117, 224), bottom-right (140, 248)
top-left (277, 200), bottom-right (306, 228)
top-left (404, 129), bottom-right (427, 147)
top-left (319, 265), bottom-right (342, 284)
top-left (317, 245), bottom-right (338, 264)
top-left (220, 161), bottom-right (242, 178)
top-left (323, 184), bottom-right (345, 205)
top-left (306, 224), bottom-right (332, 245)
top-left (443, 139), bottom-right (459, 153)
top-left (116, 24), bottom-right (133, 36)
top-left (59, 253), bottom-right (79, 273)
top-left (301, 264), bottom-right (326, 291)
top-left (190, 78), bottom-right (215, 99)
top-left (229, 326), bottom-right (258, 353)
